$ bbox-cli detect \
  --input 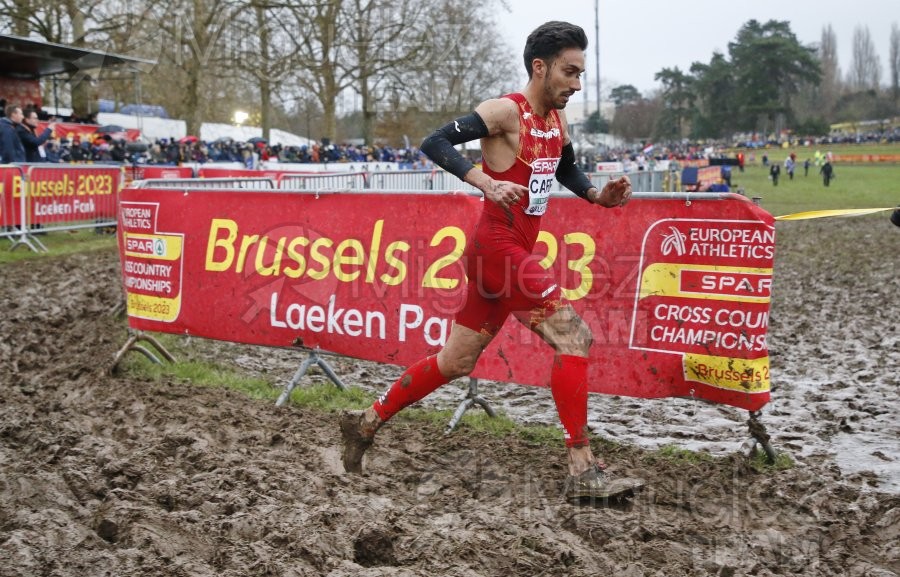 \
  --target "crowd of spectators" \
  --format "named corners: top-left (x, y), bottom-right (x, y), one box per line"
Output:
top-left (1, 97), bottom-right (431, 167)
top-left (4, 95), bottom-right (899, 169)
top-left (142, 139), bottom-right (429, 168)
top-left (7, 135), bottom-right (434, 167)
